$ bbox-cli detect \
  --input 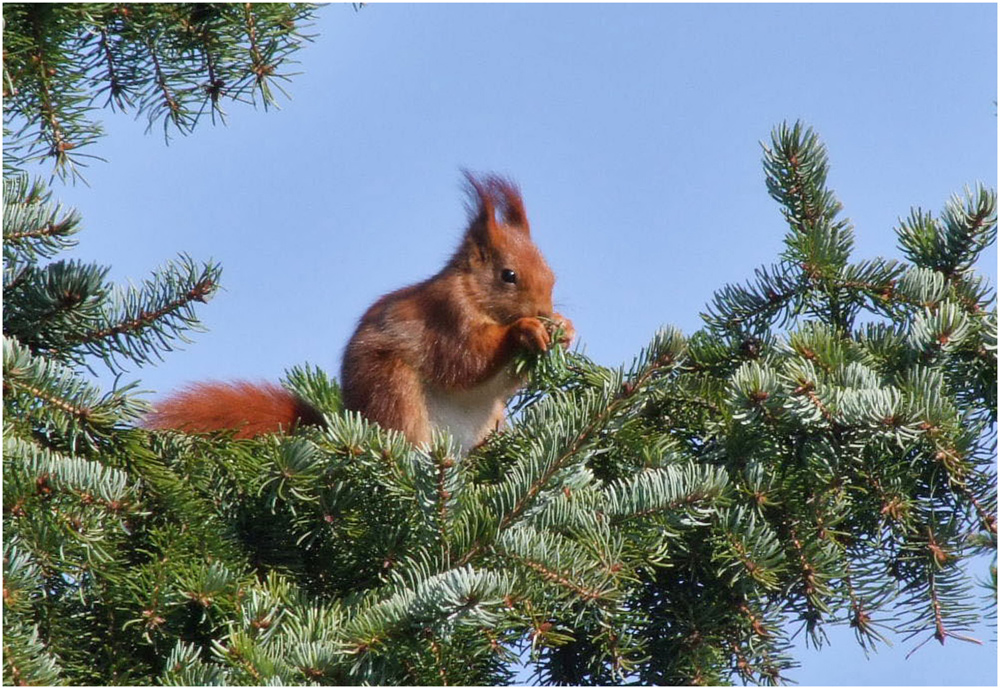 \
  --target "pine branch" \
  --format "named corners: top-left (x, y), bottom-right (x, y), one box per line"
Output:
top-left (3, 335), bottom-right (146, 451)
top-left (3, 258), bottom-right (112, 362)
top-left (2, 173), bottom-right (80, 262)
top-left (898, 185), bottom-right (997, 279)
top-left (282, 363), bottom-right (343, 415)
top-left (3, 183), bottom-right (221, 372)
top-left (4, 434), bottom-right (137, 506)
top-left (2, 3), bottom-right (317, 178)
top-left (602, 464), bottom-right (728, 523)
top-left (459, 332), bottom-right (685, 566)
top-left (2, 620), bottom-right (63, 686)
top-left (496, 525), bottom-right (615, 603)
top-left (64, 254), bottom-right (221, 372)
top-left (762, 121), bottom-right (855, 273)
